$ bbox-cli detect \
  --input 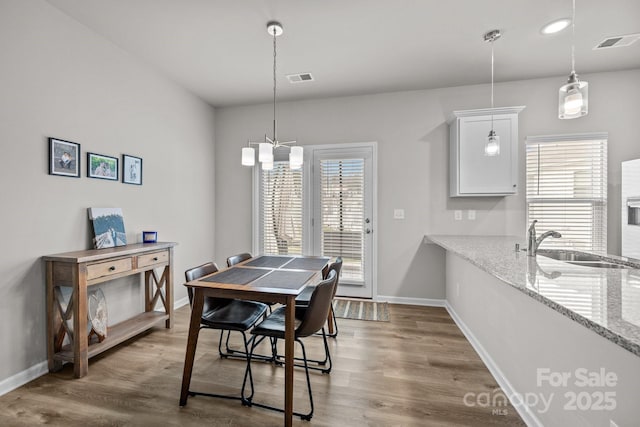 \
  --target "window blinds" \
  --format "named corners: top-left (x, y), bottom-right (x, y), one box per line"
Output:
top-left (526, 138), bottom-right (607, 251)
top-left (320, 159), bottom-right (365, 282)
top-left (260, 162), bottom-right (303, 255)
